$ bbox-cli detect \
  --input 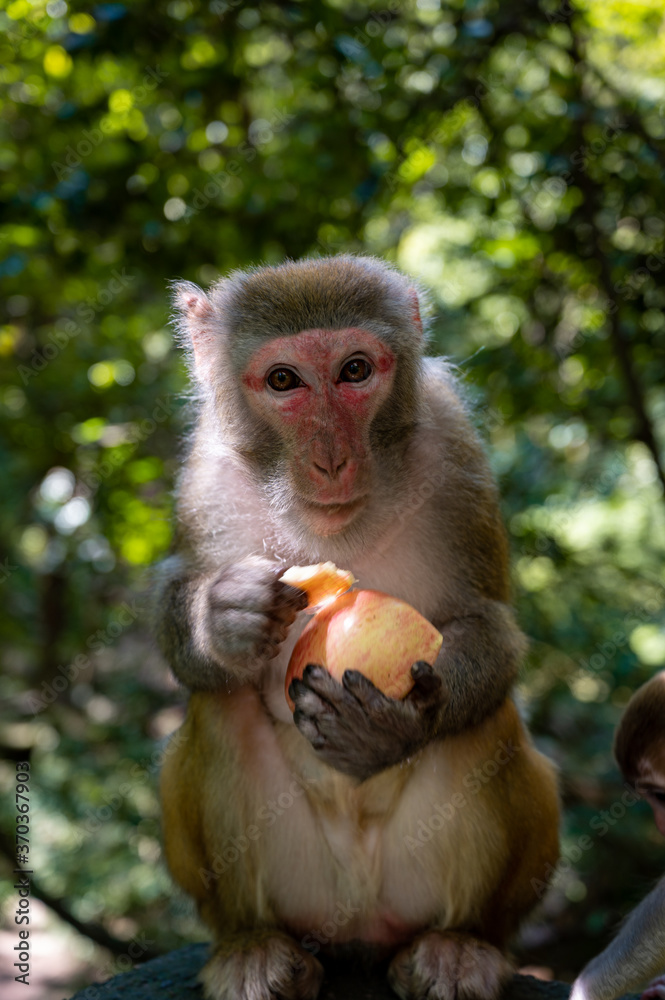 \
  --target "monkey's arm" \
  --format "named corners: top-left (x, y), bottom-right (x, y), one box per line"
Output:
top-left (569, 877), bottom-right (665, 1000)
top-left (430, 599), bottom-right (525, 735)
top-left (152, 553), bottom-right (307, 690)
